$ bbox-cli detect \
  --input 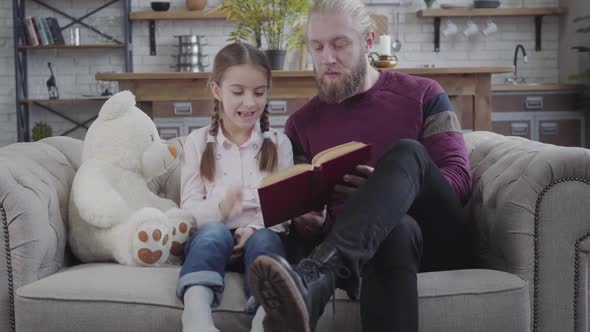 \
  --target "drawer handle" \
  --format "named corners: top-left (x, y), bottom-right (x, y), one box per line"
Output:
top-left (173, 102), bottom-right (192, 115)
top-left (268, 100), bottom-right (287, 114)
top-left (525, 96), bottom-right (544, 110)
top-left (540, 122), bottom-right (559, 136)
top-left (511, 122), bottom-right (529, 136)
